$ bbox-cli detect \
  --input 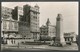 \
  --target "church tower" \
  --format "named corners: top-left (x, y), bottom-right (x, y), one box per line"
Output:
top-left (46, 18), bottom-right (51, 26)
top-left (55, 14), bottom-right (66, 46)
